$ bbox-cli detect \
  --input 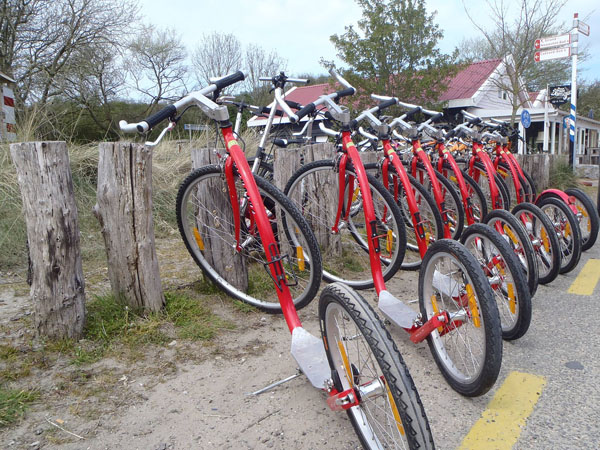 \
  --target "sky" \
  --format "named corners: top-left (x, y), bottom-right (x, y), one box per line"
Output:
top-left (140, 0), bottom-right (599, 82)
